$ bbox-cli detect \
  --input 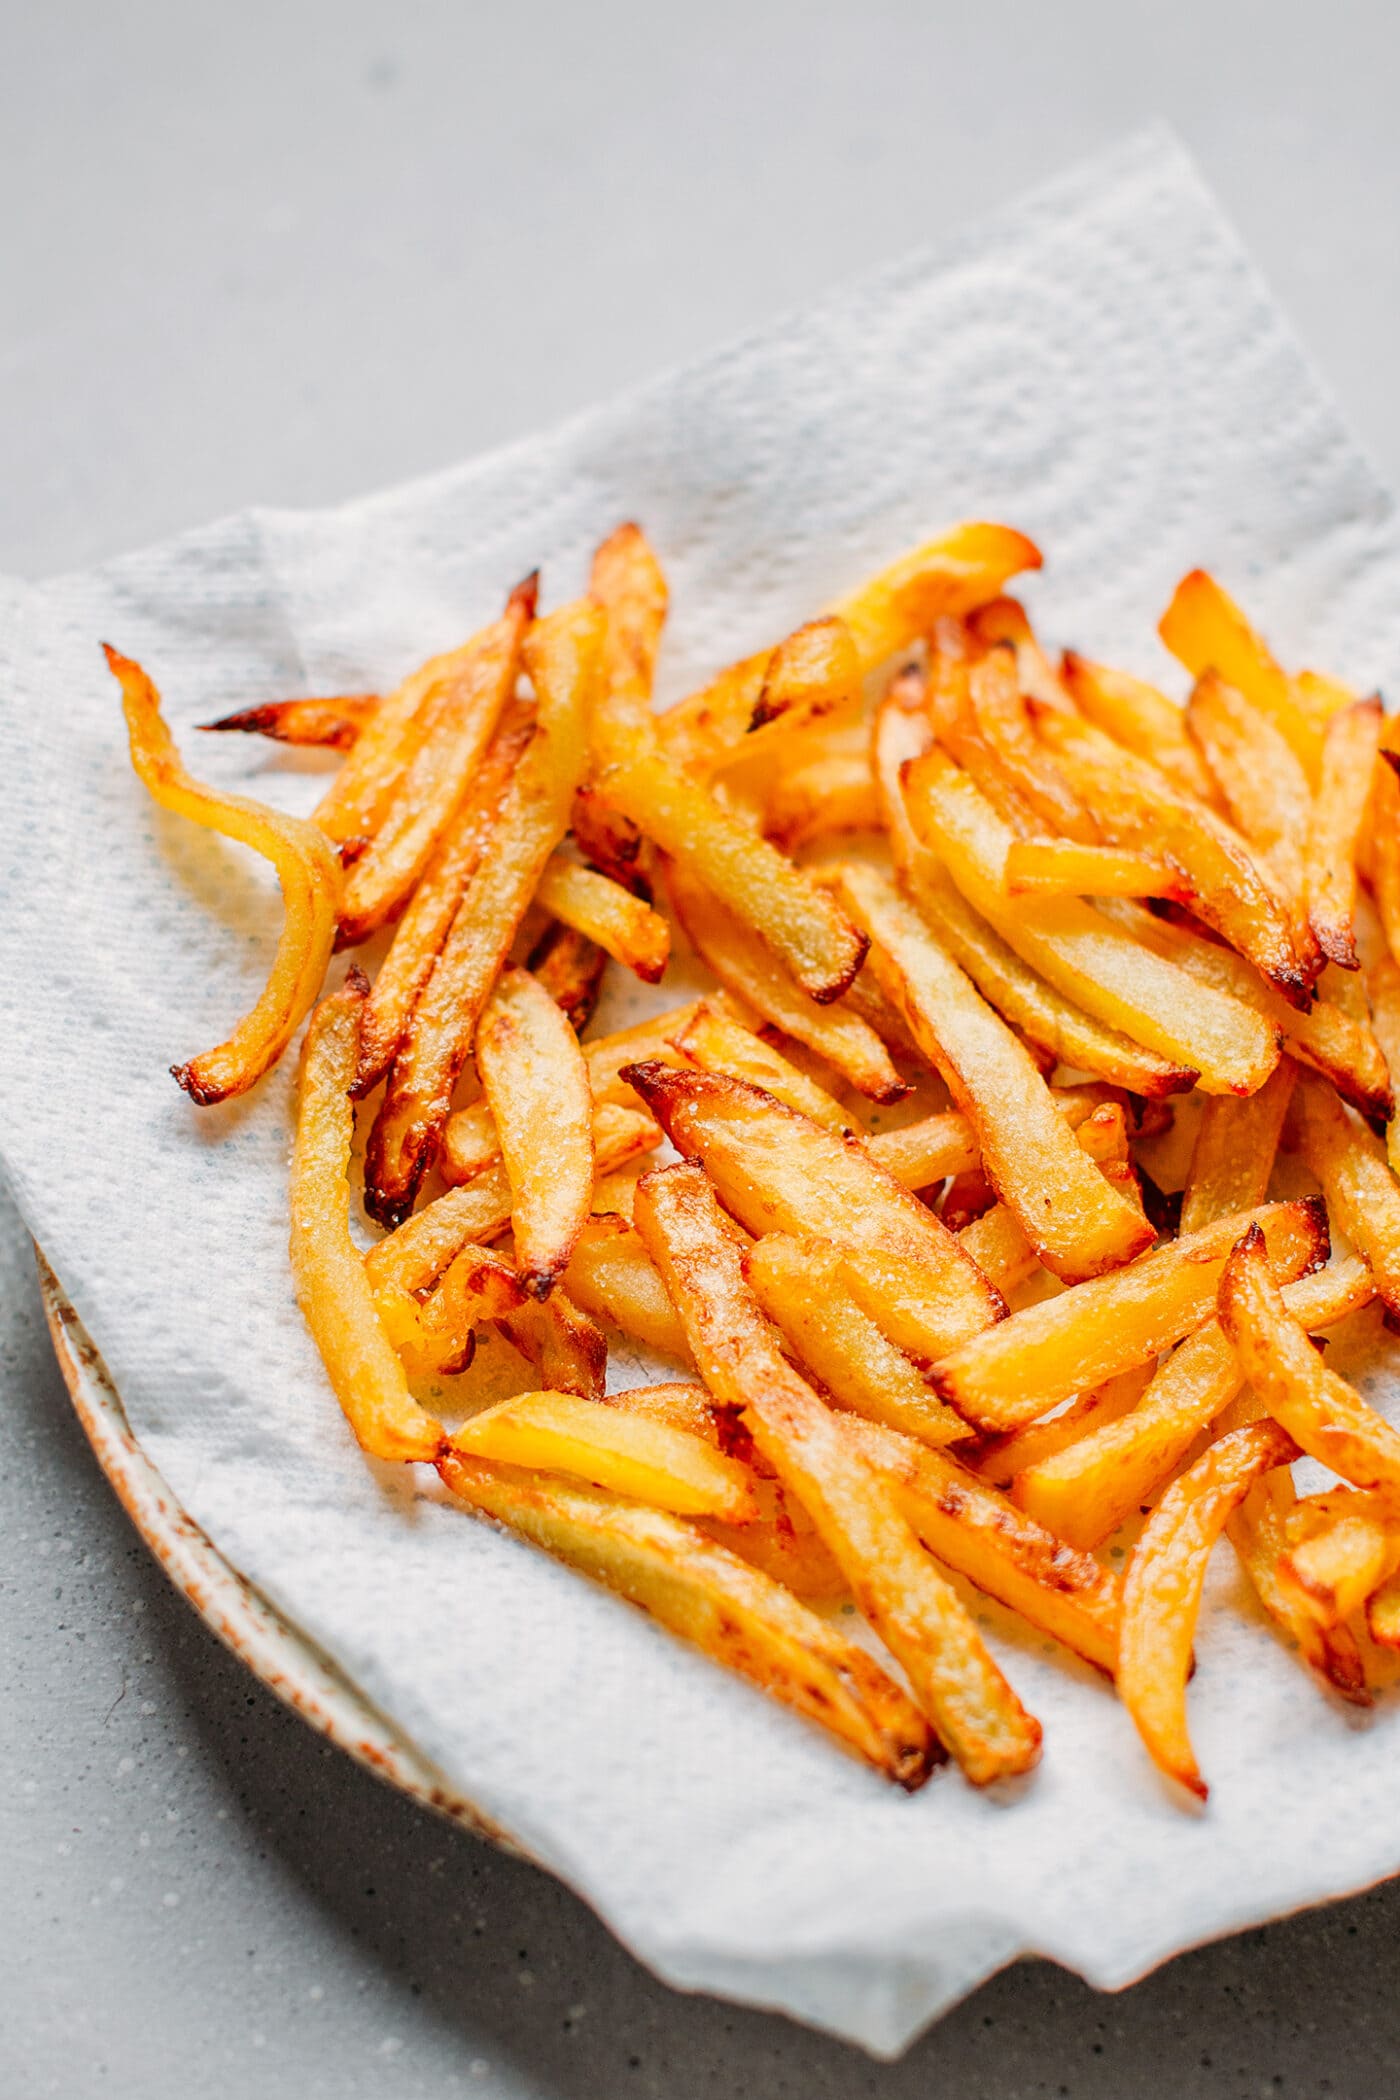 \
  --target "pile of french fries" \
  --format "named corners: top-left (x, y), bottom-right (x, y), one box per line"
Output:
top-left (108, 518), bottom-right (1400, 1800)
